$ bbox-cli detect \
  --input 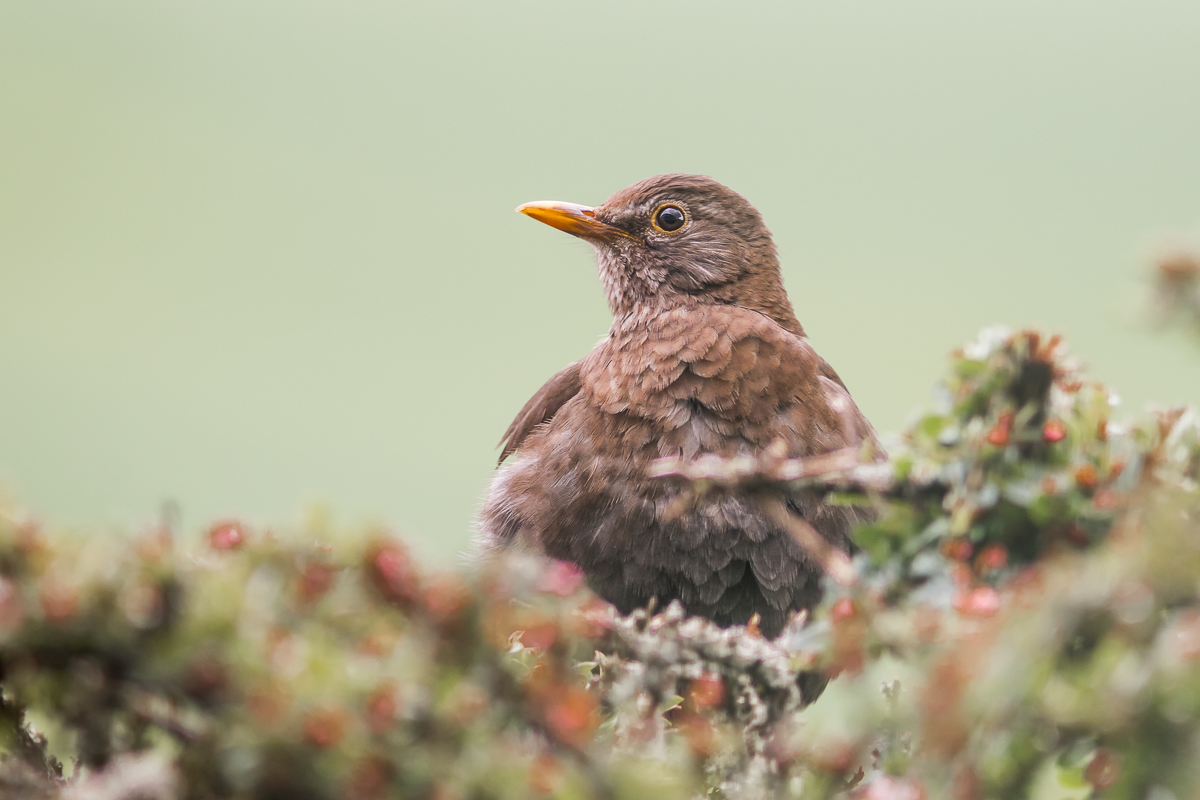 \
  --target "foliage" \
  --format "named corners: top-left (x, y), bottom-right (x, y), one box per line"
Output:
top-left (1, 324), bottom-right (1199, 800)
top-left (1151, 248), bottom-right (1200, 341)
